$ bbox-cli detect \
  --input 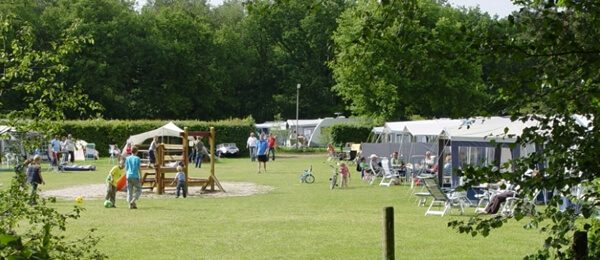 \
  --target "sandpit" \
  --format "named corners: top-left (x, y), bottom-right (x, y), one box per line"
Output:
top-left (40, 181), bottom-right (274, 201)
